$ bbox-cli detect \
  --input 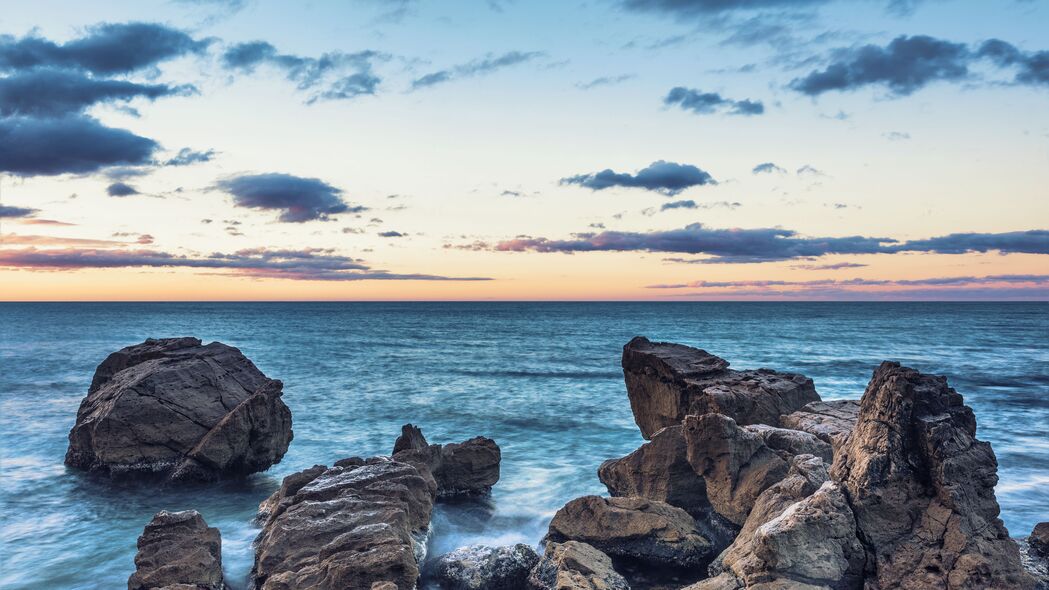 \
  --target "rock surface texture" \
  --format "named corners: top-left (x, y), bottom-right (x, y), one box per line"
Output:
top-left (1032, 523), bottom-right (1049, 559)
top-left (623, 336), bottom-right (819, 438)
top-left (391, 424), bottom-right (500, 496)
top-left (831, 361), bottom-right (1034, 590)
top-left (433, 544), bottom-right (539, 590)
top-left (66, 337), bottom-right (292, 482)
top-left (780, 399), bottom-right (860, 454)
top-left (527, 541), bottom-right (629, 590)
top-left (251, 457), bottom-right (435, 590)
top-left (128, 510), bottom-right (225, 590)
